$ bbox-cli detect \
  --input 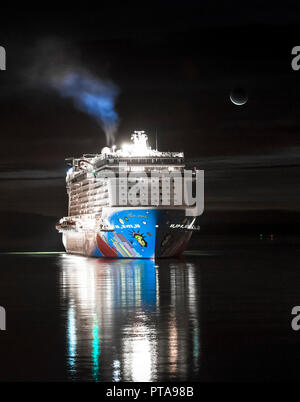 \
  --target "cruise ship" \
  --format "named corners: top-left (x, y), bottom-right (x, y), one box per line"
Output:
top-left (56, 131), bottom-right (199, 258)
